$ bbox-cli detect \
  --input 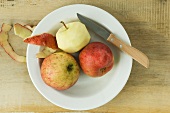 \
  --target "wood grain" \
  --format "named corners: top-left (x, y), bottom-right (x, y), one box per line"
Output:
top-left (107, 34), bottom-right (149, 68)
top-left (0, 0), bottom-right (170, 112)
